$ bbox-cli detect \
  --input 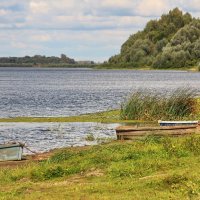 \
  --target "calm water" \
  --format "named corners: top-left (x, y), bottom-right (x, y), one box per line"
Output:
top-left (1, 67), bottom-right (200, 153)
top-left (0, 67), bottom-right (200, 118)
